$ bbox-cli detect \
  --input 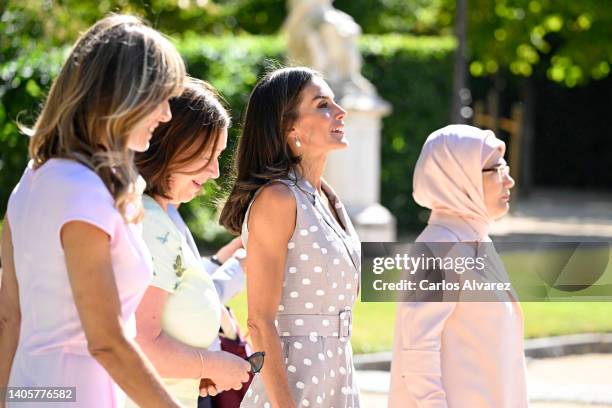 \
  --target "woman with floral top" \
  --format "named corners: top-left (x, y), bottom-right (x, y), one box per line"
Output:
top-left (128, 78), bottom-right (251, 407)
